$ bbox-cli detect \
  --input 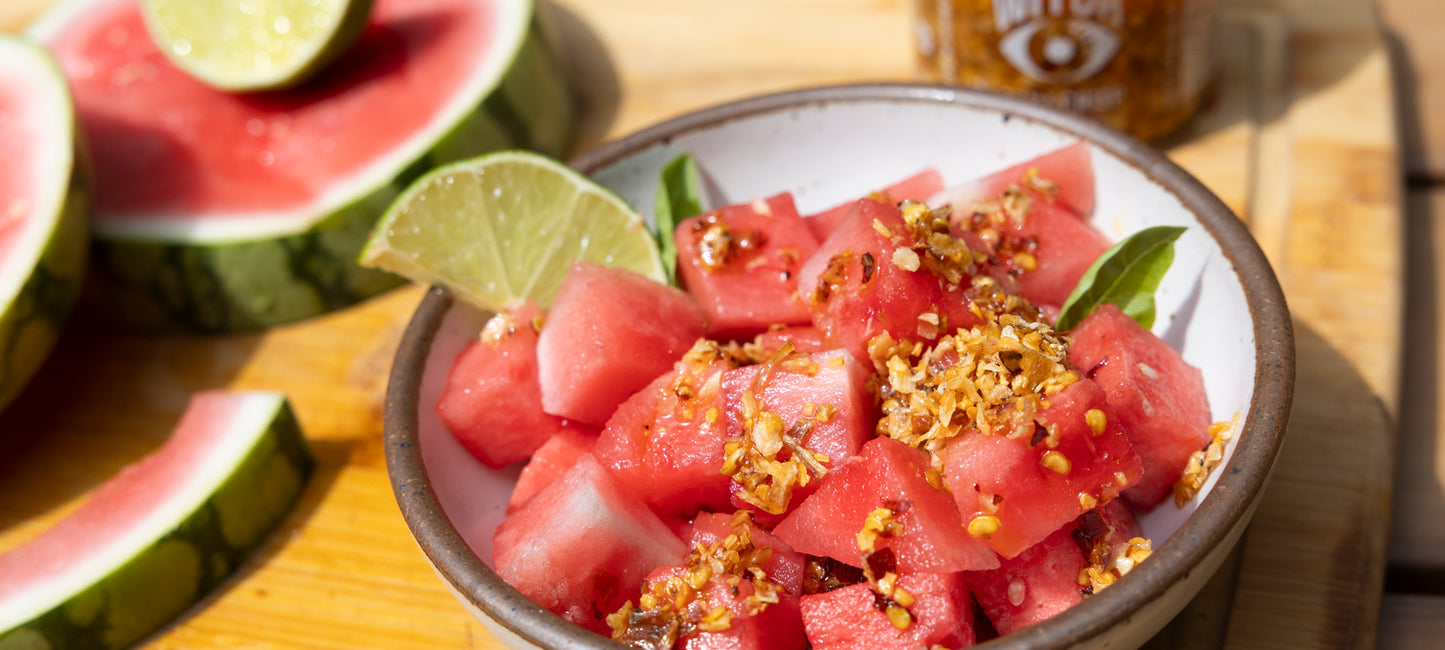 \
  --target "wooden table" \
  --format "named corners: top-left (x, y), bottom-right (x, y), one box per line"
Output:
top-left (0, 0), bottom-right (1417, 647)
